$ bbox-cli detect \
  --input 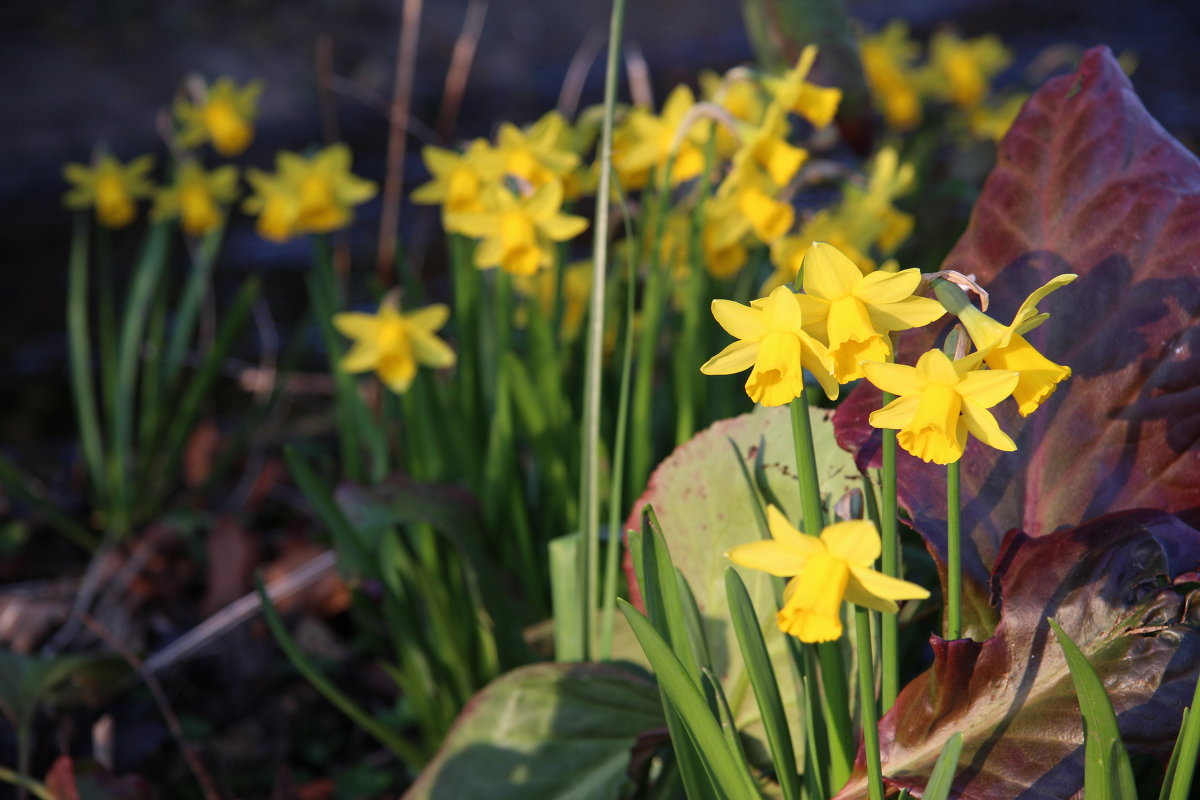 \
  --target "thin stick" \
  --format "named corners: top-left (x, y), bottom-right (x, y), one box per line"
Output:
top-left (624, 43), bottom-right (653, 109)
top-left (376, 0), bottom-right (424, 287)
top-left (78, 613), bottom-right (222, 800)
top-left (315, 35), bottom-right (339, 144)
top-left (436, 0), bottom-right (488, 142)
top-left (557, 29), bottom-right (605, 119)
